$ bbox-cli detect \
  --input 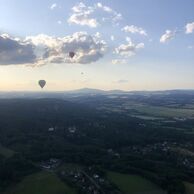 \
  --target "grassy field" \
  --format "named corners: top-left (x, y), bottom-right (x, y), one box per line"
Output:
top-left (0, 145), bottom-right (14, 158)
top-left (107, 171), bottom-right (166, 194)
top-left (124, 102), bottom-right (194, 118)
top-left (184, 182), bottom-right (194, 194)
top-left (4, 171), bottom-right (77, 194)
